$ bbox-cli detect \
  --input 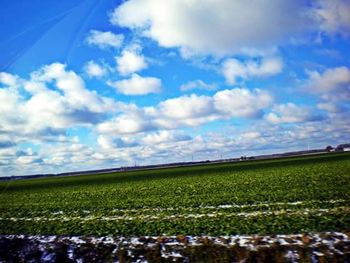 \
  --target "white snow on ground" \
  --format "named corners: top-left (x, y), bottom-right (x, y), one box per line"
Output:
top-left (285, 250), bottom-right (300, 263)
top-left (7, 199), bottom-right (343, 217)
top-left (1, 231), bottom-right (349, 261)
top-left (1, 206), bottom-right (348, 222)
top-left (110, 199), bottom-right (346, 213)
